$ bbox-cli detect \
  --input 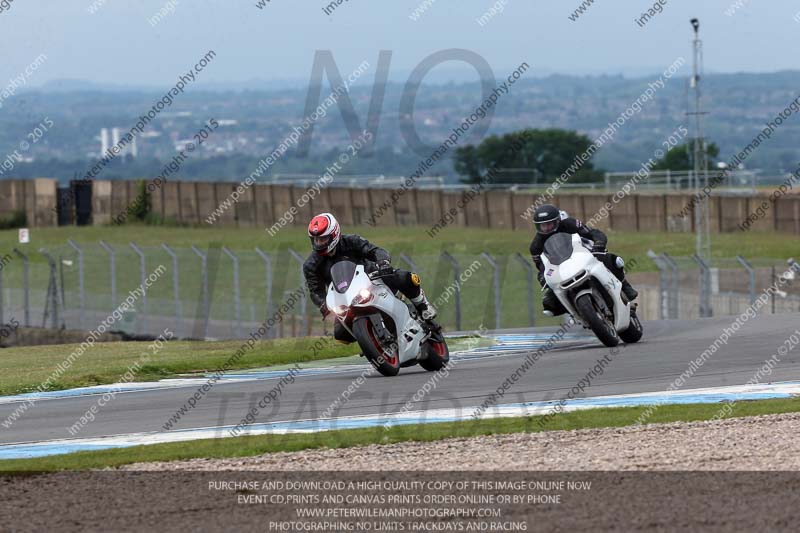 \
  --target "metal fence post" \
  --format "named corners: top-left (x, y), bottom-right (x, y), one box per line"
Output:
top-left (129, 242), bottom-right (148, 335)
top-left (39, 249), bottom-right (60, 329)
top-left (441, 252), bottom-right (461, 331)
top-left (398, 253), bottom-right (419, 274)
top-left (99, 240), bottom-right (117, 309)
top-left (288, 248), bottom-right (308, 336)
top-left (58, 255), bottom-right (66, 318)
top-left (254, 247), bottom-right (274, 339)
top-left (514, 252), bottom-right (535, 327)
top-left (162, 244), bottom-right (182, 338)
top-left (788, 258), bottom-right (800, 313)
top-left (481, 252), bottom-right (501, 330)
top-left (771, 266), bottom-right (777, 314)
top-left (67, 240), bottom-right (86, 329)
top-left (13, 248), bottom-right (30, 327)
top-left (647, 250), bottom-right (670, 320)
top-left (662, 253), bottom-right (680, 319)
top-left (735, 255), bottom-right (756, 306)
top-left (692, 253), bottom-right (713, 318)
top-left (222, 247), bottom-right (242, 338)
top-left (191, 245), bottom-right (210, 339)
